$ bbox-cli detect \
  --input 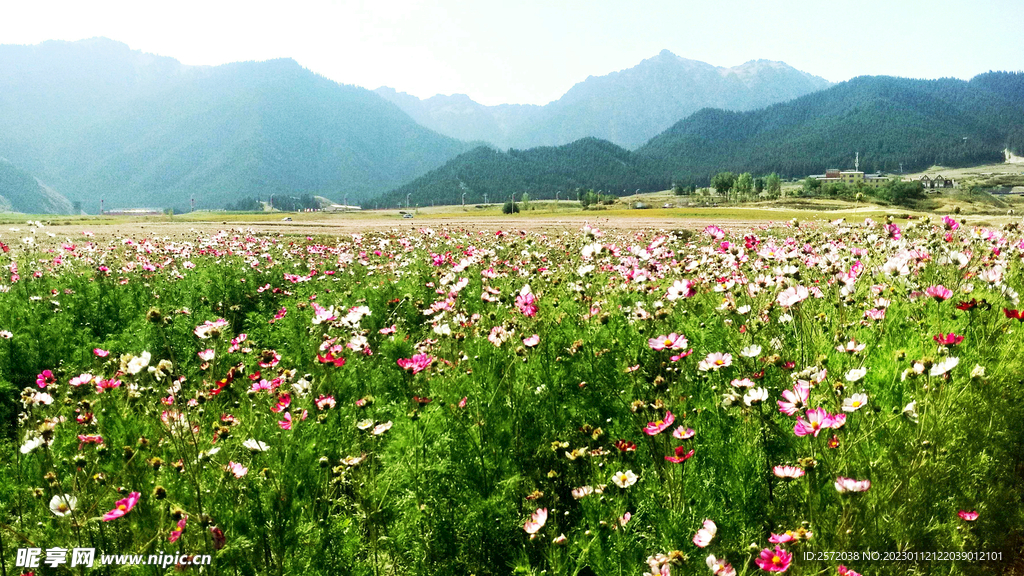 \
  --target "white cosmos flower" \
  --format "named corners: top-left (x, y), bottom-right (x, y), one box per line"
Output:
top-left (49, 494), bottom-right (77, 517)
top-left (740, 345), bottom-right (761, 358)
top-left (127, 351), bottom-right (152, 375)
top-left (743, 388), bottom-right (769, 406)
top-left (842, 393), bottom-right (868, 412)
top-left (929, 357), bottom-right (959, 377)
top-left (243, 439), bottom-right (269, 452)
top-left (611, 470), bottom-right (638, 489)
top-left (845, 367), bottom-right (867, 382)
top-left (20, 434), bottom-right (44, 454)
